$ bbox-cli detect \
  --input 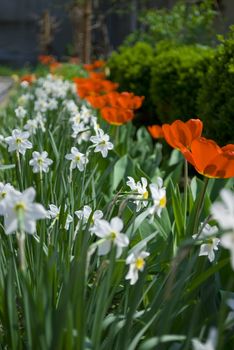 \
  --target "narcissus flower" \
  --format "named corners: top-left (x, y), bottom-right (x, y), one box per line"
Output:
top-left (0, 187), bottom-right (47, 234)
top-left (183, 137), bottom-right (234, 178)
top-left (91, 217), bottom-right (129, 257)
top-left (0, 182), bottom-right (15, 201)
top-left (75, 205), bottom-right (103, 229)
top-left (126, 177), bottom-right (149, 212)
top-left (193, 223), bottom-right (220, 262)
top-left (148, 125), bottom-right (164, 139)
top-left (149, 177), bottom-right (166, 217)
top-left (5, 129), bottom-right (32, 155)
top-left (15, 106), bottom-right (27, 119)
top-left (29, 151), bottom-right (53, 174)
top-left (47, 204), bottom-right (73, 231)
top-left (192, 328), bottom-right (217, 350)
top-left (65, 147), bottom-right (88, 172)
top-left (125, 250), bottom-right (150, 285)
top-left (90, 129), bottom-right (113, 158)
top-left (211, 189), bottom-right (234, 269)
top-left (162, 119), bottom-right (203, 152)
